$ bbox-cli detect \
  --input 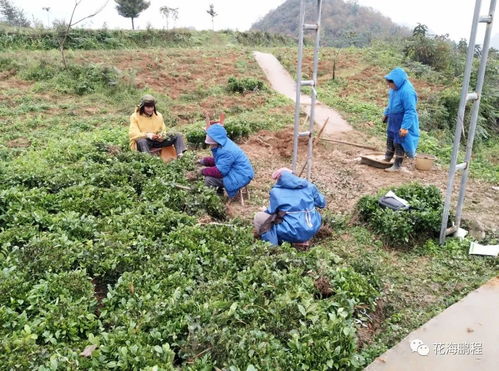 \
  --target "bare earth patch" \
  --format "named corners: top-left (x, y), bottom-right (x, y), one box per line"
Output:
top-left (232, 128), bottom-right (498, 235)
